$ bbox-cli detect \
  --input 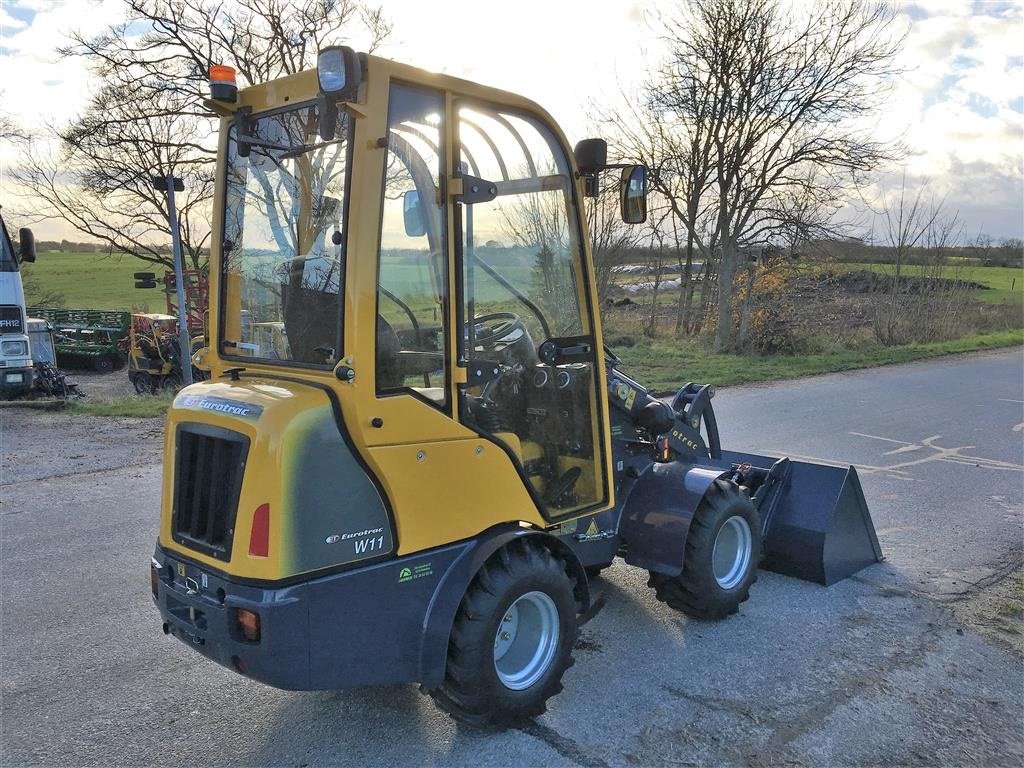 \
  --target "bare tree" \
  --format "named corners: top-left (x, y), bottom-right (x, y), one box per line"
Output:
top-left (14, 0), bottom-right (390, 268)
top-left (868, 178), bottom-right (950, 344)
top-left (0, 98), bottom-right (30, 146)
top-left (598, 90), bottom-right (719, 336)
top-left (17, 79), bottom-right (215, 269)
top-left (605, 0), bottom-right (903, 350)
